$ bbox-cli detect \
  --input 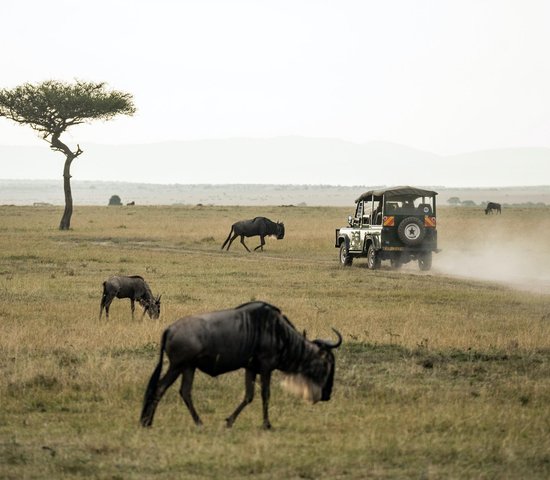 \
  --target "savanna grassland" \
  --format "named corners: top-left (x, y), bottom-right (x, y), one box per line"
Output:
top-left (1, 204), bottom-right (549, 479)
